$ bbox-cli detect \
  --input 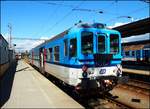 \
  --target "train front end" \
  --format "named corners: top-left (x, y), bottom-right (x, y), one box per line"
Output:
top-left (73, 24), bottom-right (122, 93)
